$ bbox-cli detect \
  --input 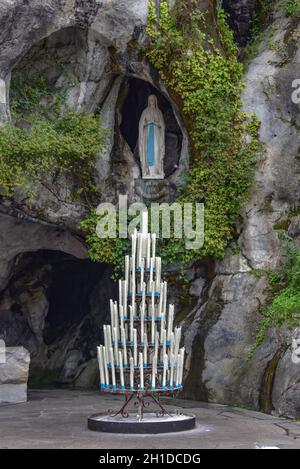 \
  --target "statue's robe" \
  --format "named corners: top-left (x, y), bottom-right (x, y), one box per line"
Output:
top-left (139, 96), bottom-right (165, 180)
